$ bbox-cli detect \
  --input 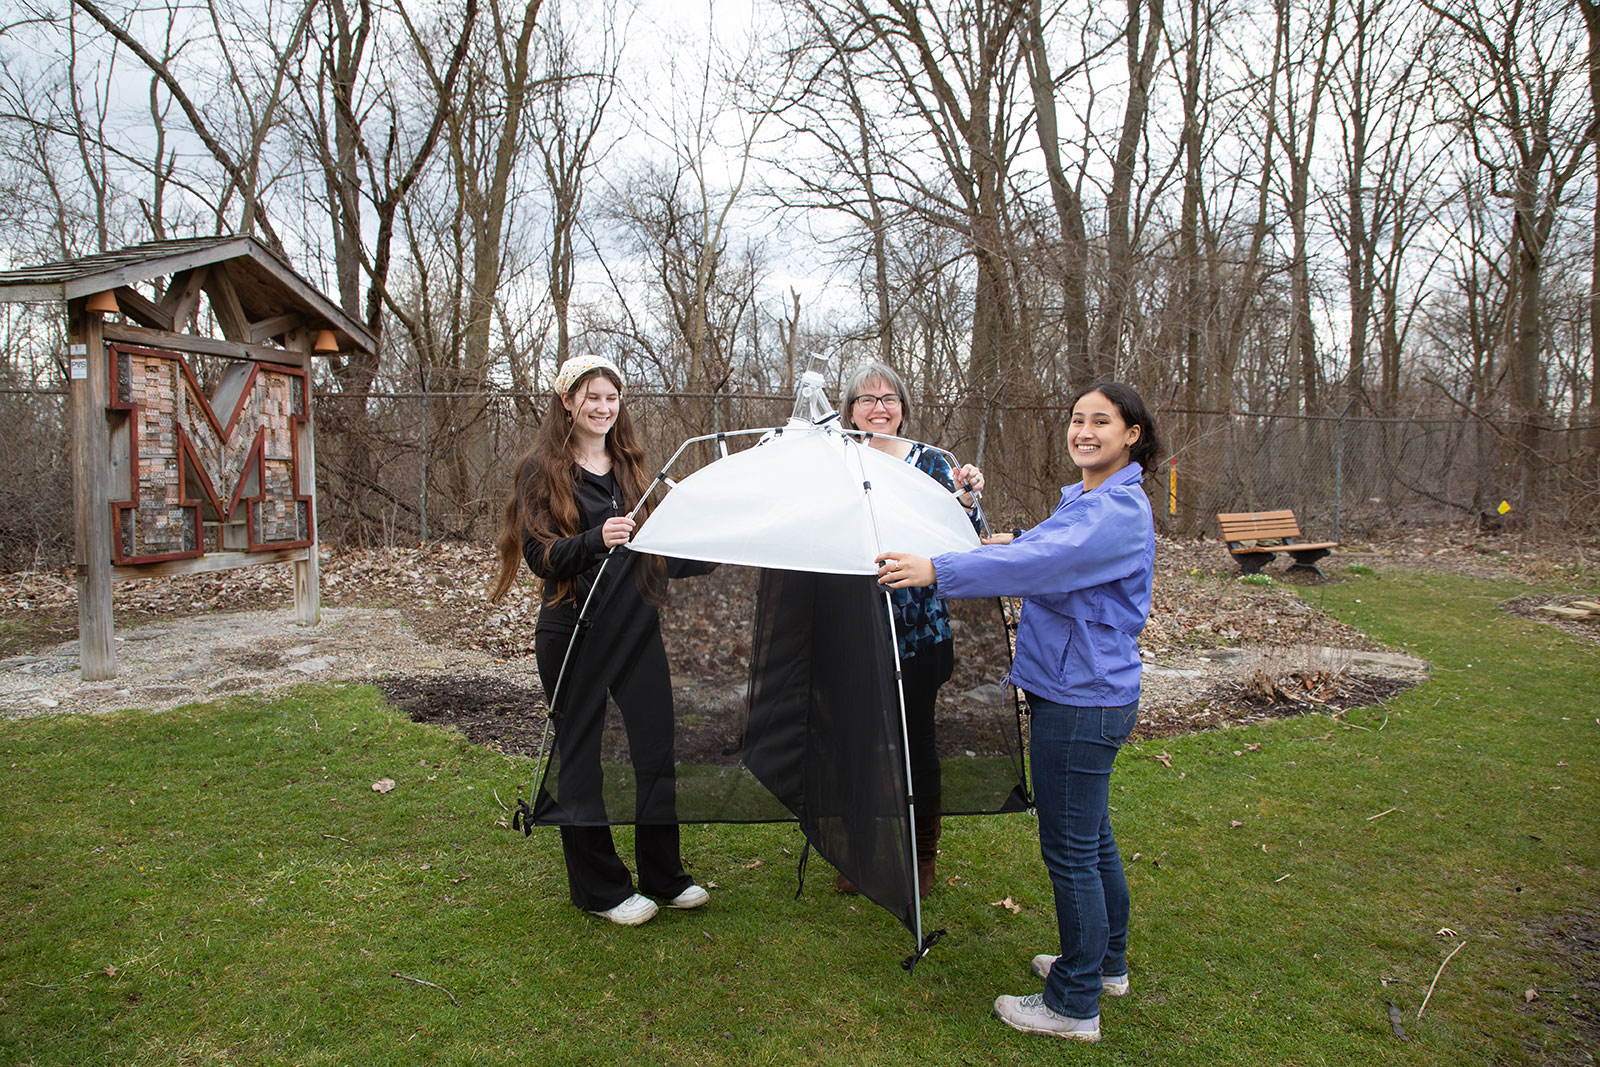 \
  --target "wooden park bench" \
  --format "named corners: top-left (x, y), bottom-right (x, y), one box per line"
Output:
top-left (1216, 510), bottom-right (1339, 577)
